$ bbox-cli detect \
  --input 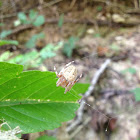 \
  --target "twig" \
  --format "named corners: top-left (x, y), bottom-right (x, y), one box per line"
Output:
top-left (8, 24), bottom-right (33, 36)
top-left (44, 18), bottom-right (140, 27)
top-left (67, 59), bottom-right (111, 132)
top-left (43, 0), bottom-right (64, 8)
